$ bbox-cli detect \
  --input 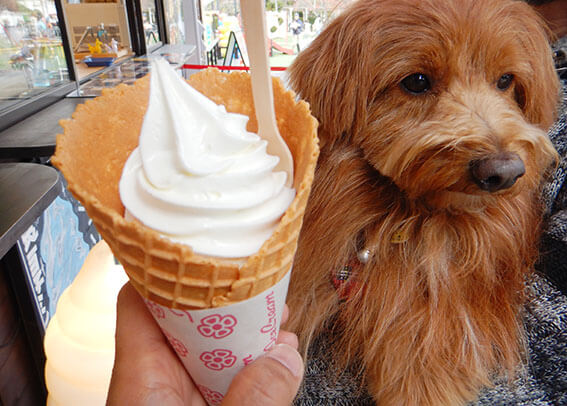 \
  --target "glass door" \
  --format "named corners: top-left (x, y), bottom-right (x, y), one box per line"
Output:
top-left (163, 0), bottom-right (184, 44)
top-left (142, 0), bottom-right (162, 50)
top-left (0, 0), bottom-right (71, 113)
top-left (63, 0), bottom-right (134, 80)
